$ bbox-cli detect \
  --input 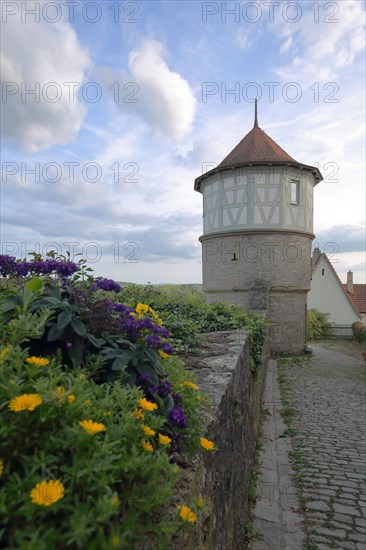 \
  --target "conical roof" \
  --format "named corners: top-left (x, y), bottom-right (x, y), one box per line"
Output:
top-left (218, 125), bottom-right (297, 168)
top-left (194, 101), bottom-right (323, 191)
